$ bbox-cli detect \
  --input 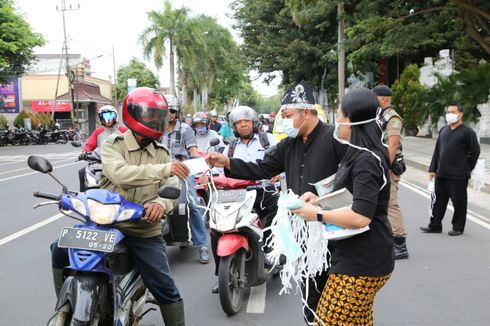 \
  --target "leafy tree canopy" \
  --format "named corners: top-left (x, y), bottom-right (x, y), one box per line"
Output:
top-left (0, 0), bottom-right (45, 83)
top-left (115, 58), bottom-right (159, 101)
